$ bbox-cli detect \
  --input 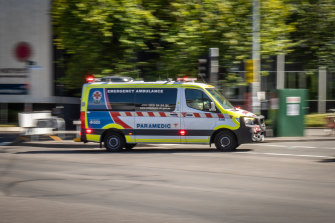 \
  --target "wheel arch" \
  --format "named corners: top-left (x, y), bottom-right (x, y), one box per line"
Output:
top-left (210, 128), bottom-right (238, 146)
